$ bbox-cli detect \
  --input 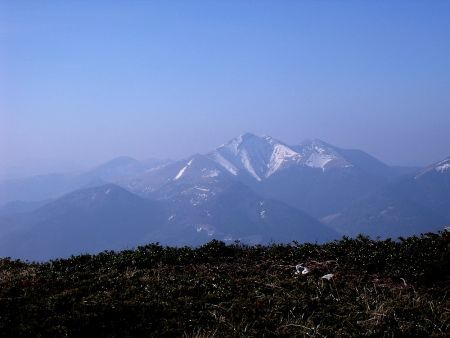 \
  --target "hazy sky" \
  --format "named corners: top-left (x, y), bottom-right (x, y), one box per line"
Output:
top-left (1, 1), bottom-right (450, 177)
